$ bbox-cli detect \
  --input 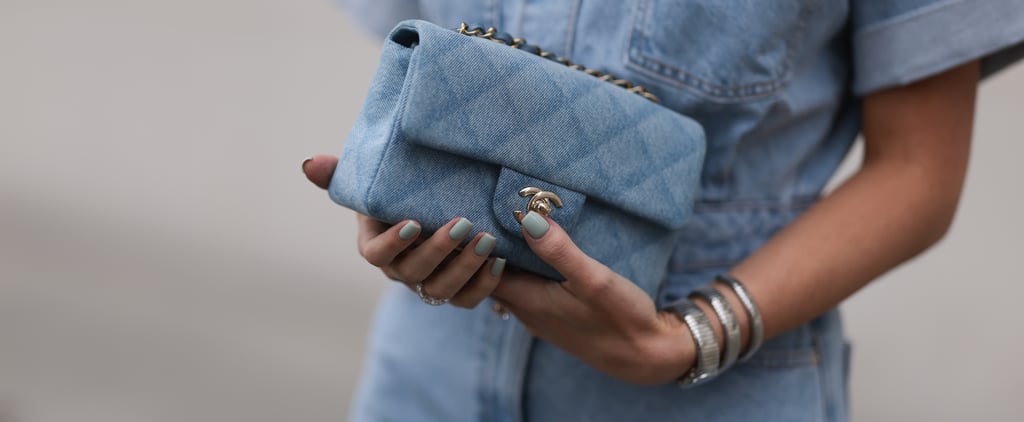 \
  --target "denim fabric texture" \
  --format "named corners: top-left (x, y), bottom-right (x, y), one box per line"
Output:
top-left (336, 1), bottom-right (1024, 421)
top-left (328, 20), bottom-right (705, 293)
